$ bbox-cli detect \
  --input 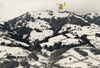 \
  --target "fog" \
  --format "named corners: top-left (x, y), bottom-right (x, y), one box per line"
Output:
top-left (0, 0), bottom-right (100, 20)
